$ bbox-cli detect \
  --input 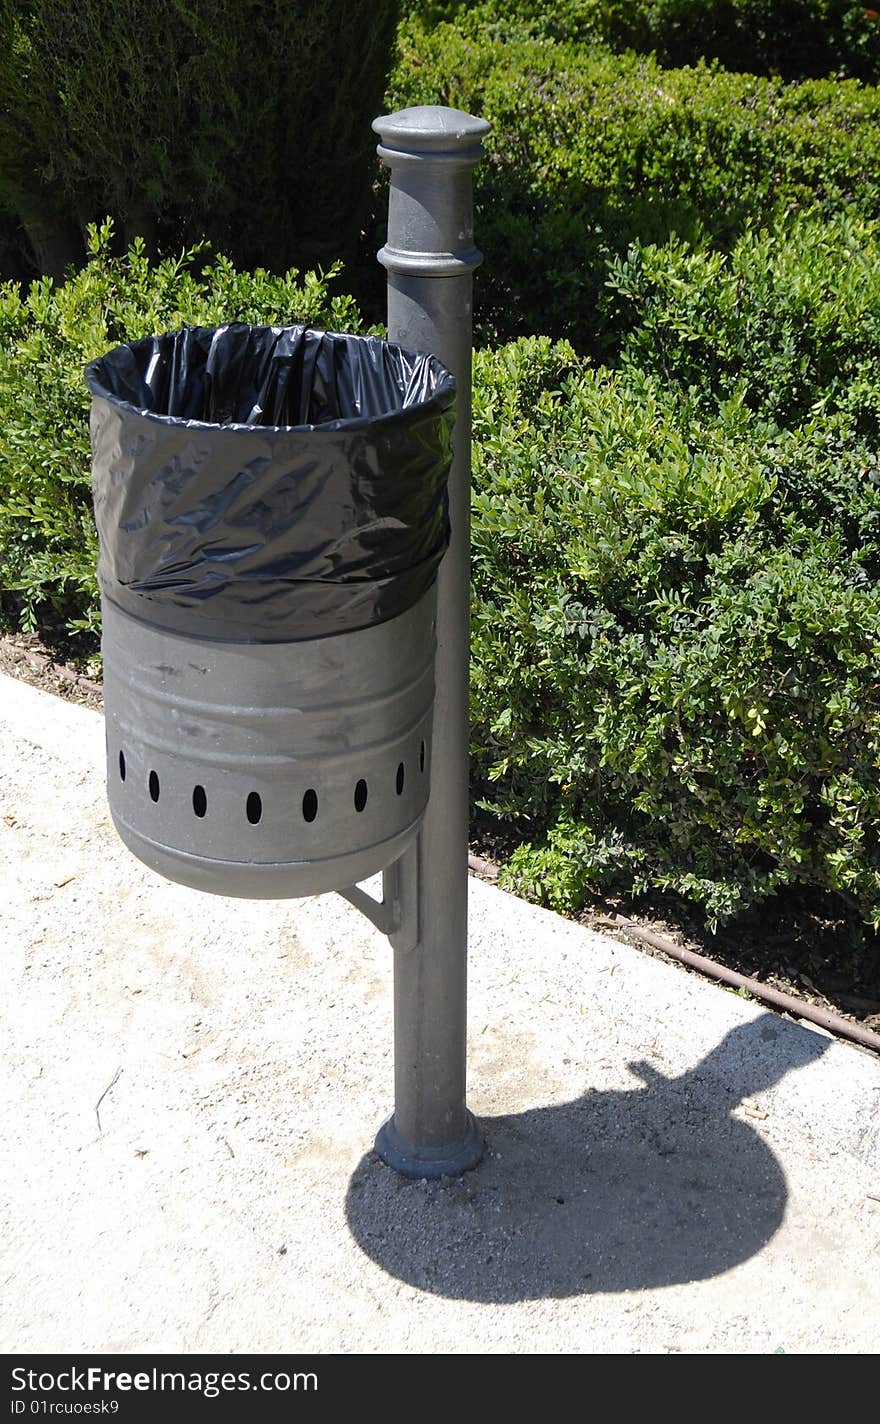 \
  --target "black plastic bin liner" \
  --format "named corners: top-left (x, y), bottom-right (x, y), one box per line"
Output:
top-left (85, 324), bottom-right (456, 642)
